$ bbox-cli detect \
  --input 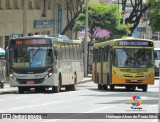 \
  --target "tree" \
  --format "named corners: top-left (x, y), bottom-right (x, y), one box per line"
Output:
top-left (147, 0), bottom-right (160, 32)
top-left (121, 0), bottom-right (151, 35)
top-left (73, 3), bottom-right (130, 42)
